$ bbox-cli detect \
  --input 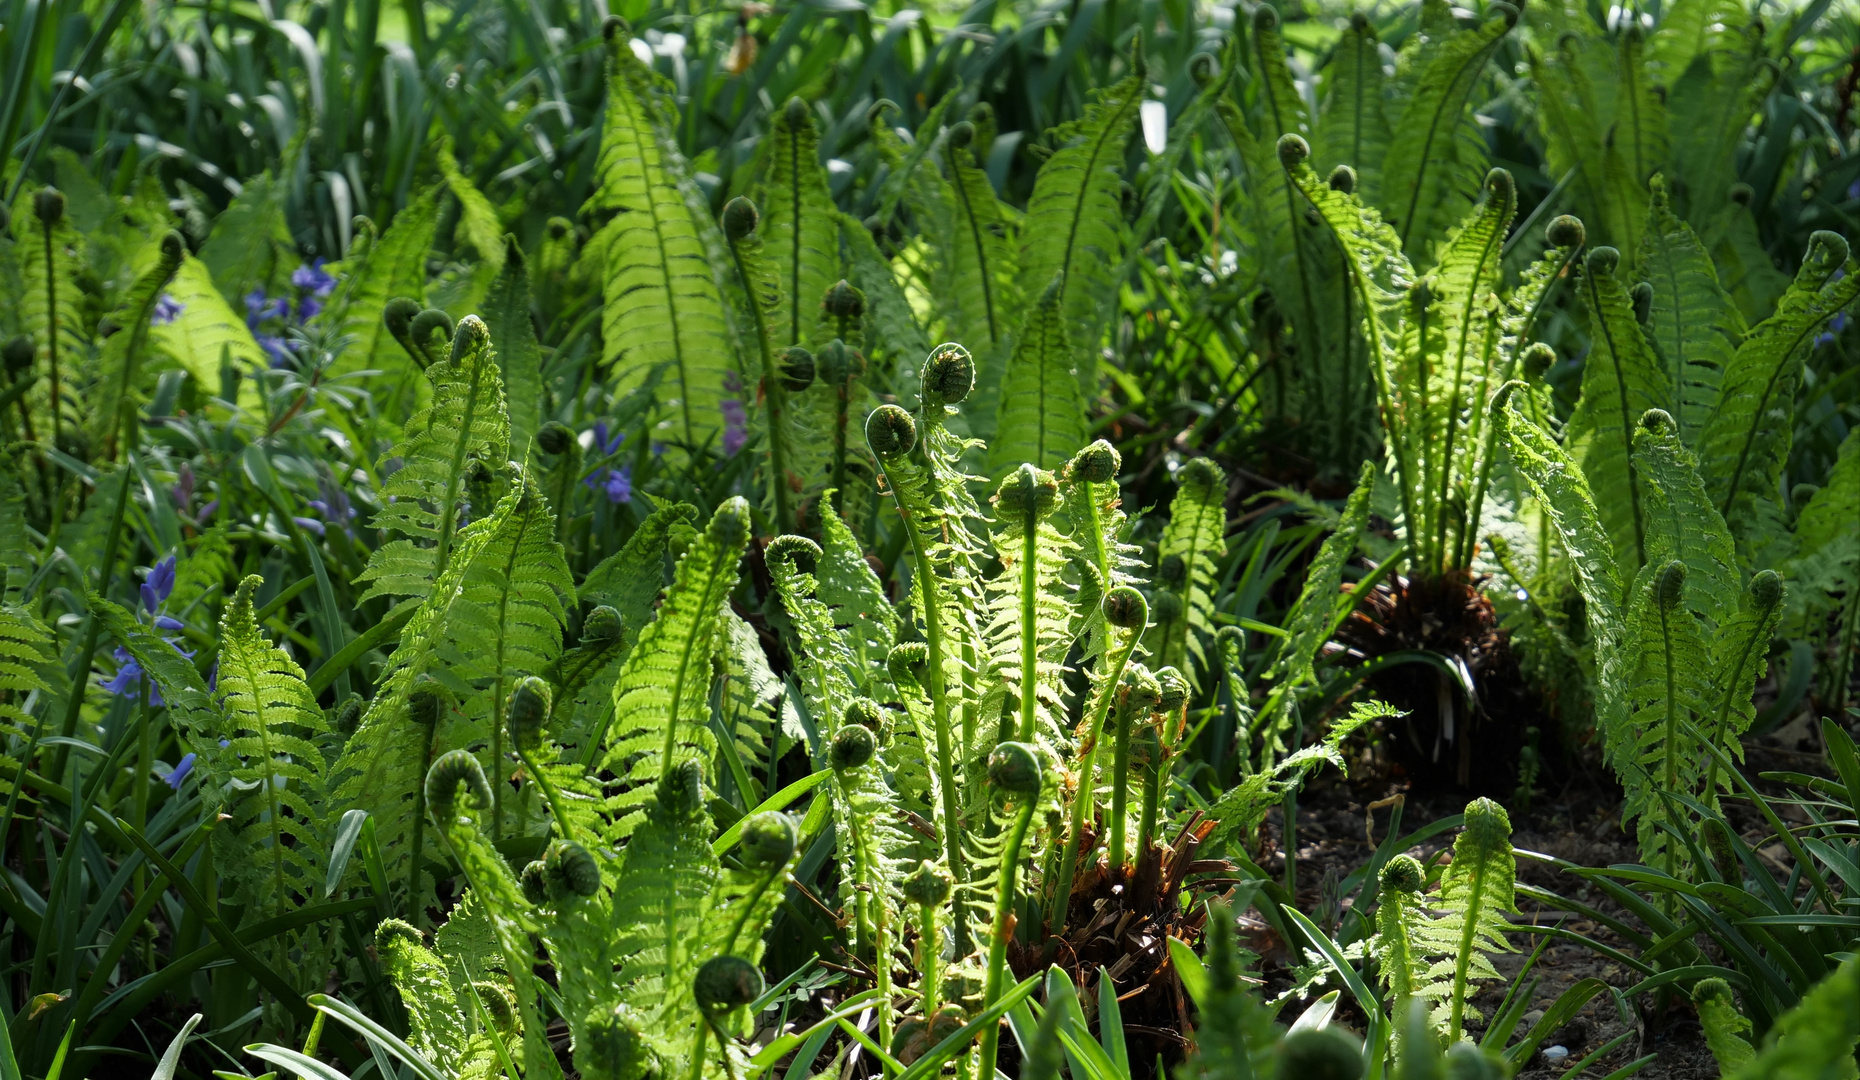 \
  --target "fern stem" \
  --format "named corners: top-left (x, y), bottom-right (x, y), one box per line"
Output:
top-left (41, 222), bottom-right (62, 465)
top-left (1136, 755), bottom-right (1161, 872)
top-left (1702, 593), bottom-right (1780, 806)
top-left (1108, 692), bottom-right (1137, 877)
top-left (407, 709), bottom-right (438, 927)
top-left (727, 237), bottom-right (796, 535)
top-left (515, 745), bottom-right (577, 844)
top-left (1585, 270), bottom-right (1649, 575)
top-left (1015, 507), bottom-right (1040, 743)
top-left (1658, 596), bottom-right (1680, 892)
top-left (977, 794), bottom-right (1037, 1080)
top-left (916, 898), bottom-right (944, 1018)
top-left (1047, 626), bottom-right (1138, 939)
